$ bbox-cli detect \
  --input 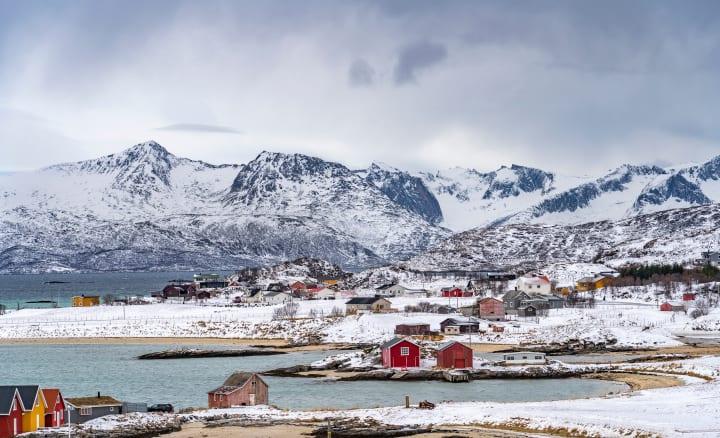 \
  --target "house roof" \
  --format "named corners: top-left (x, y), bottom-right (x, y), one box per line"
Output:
top-left (15, 385), bottom-right (39, 411)
top-left (502, 290), bottom-right (529, 301)
top-left (437, 341), bottom-right (471, 352)
top-left (0, 386), bottom-right (21, 415)
top-left (441, 287), bottom-right (462, 291)
top-left (440, 317), bottom-right (479, 326)
top-left (380, 337), bottom-right (418, 350)
top-left (213, 371), bottom-right (267, 392)
top-left (65, 396), bottom-right (122, 408)
top-left (41, 389), bottom-right (62, 409)
top-left (346, 297), bottom-right (386, 305)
